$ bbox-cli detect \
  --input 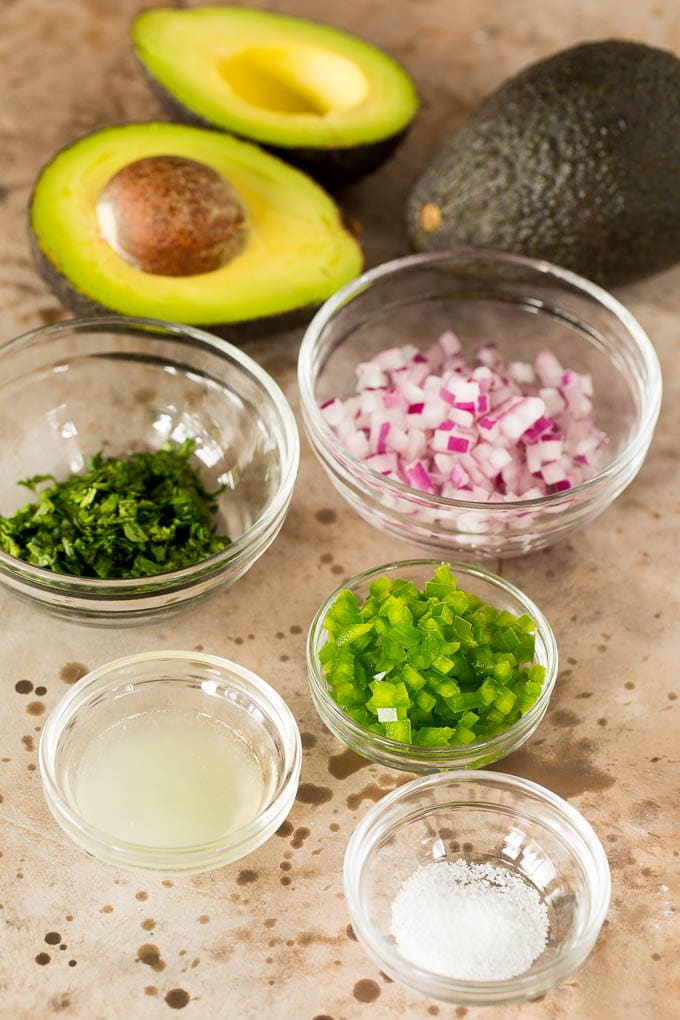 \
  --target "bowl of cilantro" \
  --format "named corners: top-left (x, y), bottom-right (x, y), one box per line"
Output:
top-left (307, 559), bottom-right (557, 772)
top-left (0, 316), bottom-right (299, 623)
